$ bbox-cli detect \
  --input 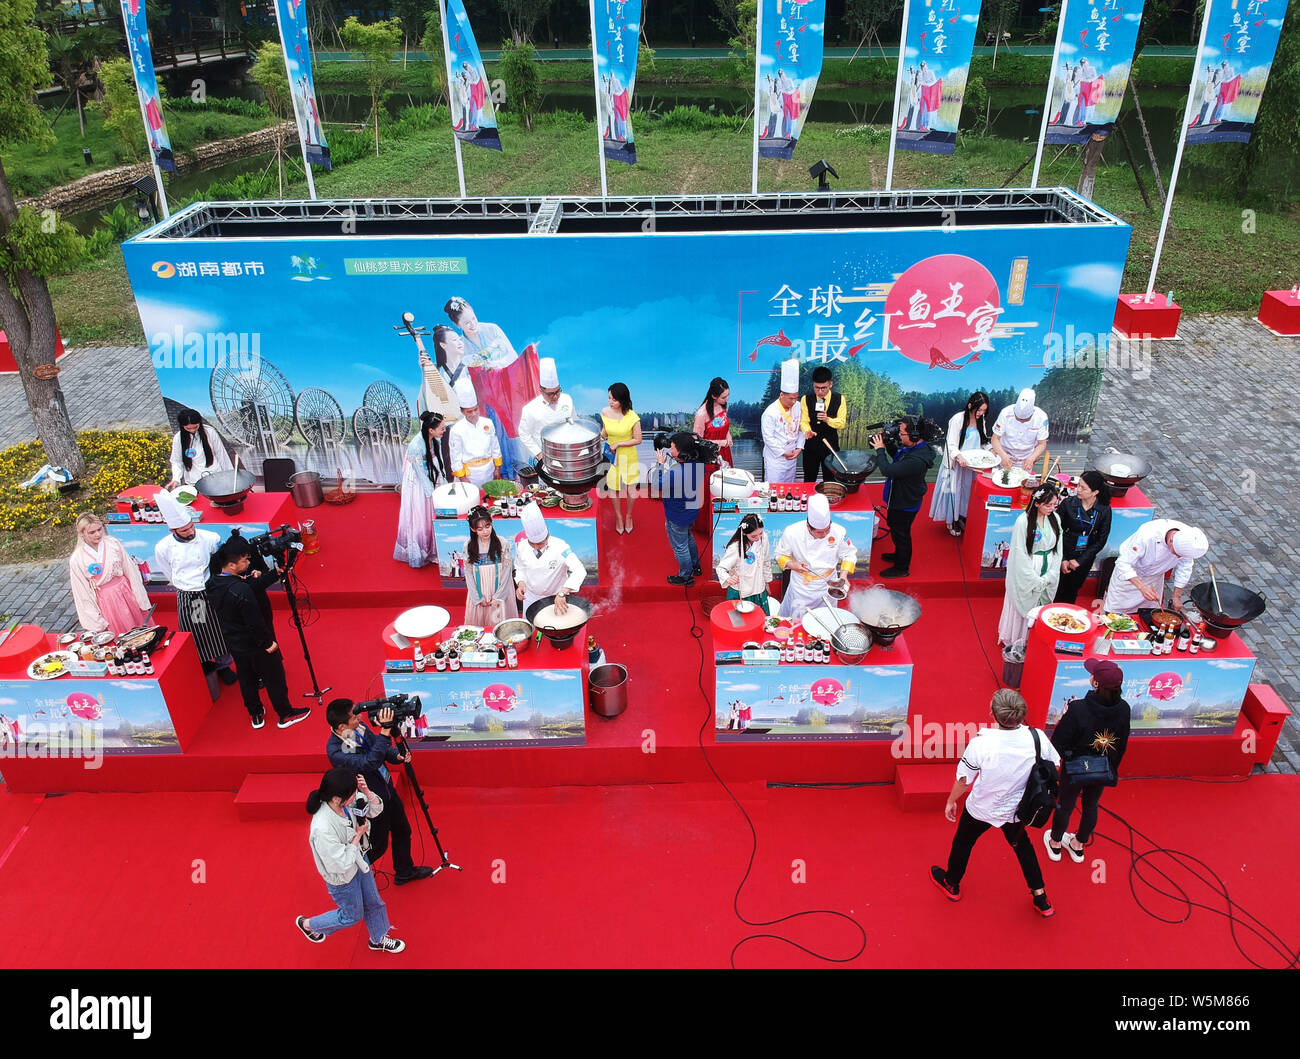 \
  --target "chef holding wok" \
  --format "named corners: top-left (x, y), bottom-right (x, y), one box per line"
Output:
top-left (1101, 519), bottom-right (1209, 614)
top-left (775, 493), bottom-right (858, 621)
top-left (514, 501), bottom-right (585, 615)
